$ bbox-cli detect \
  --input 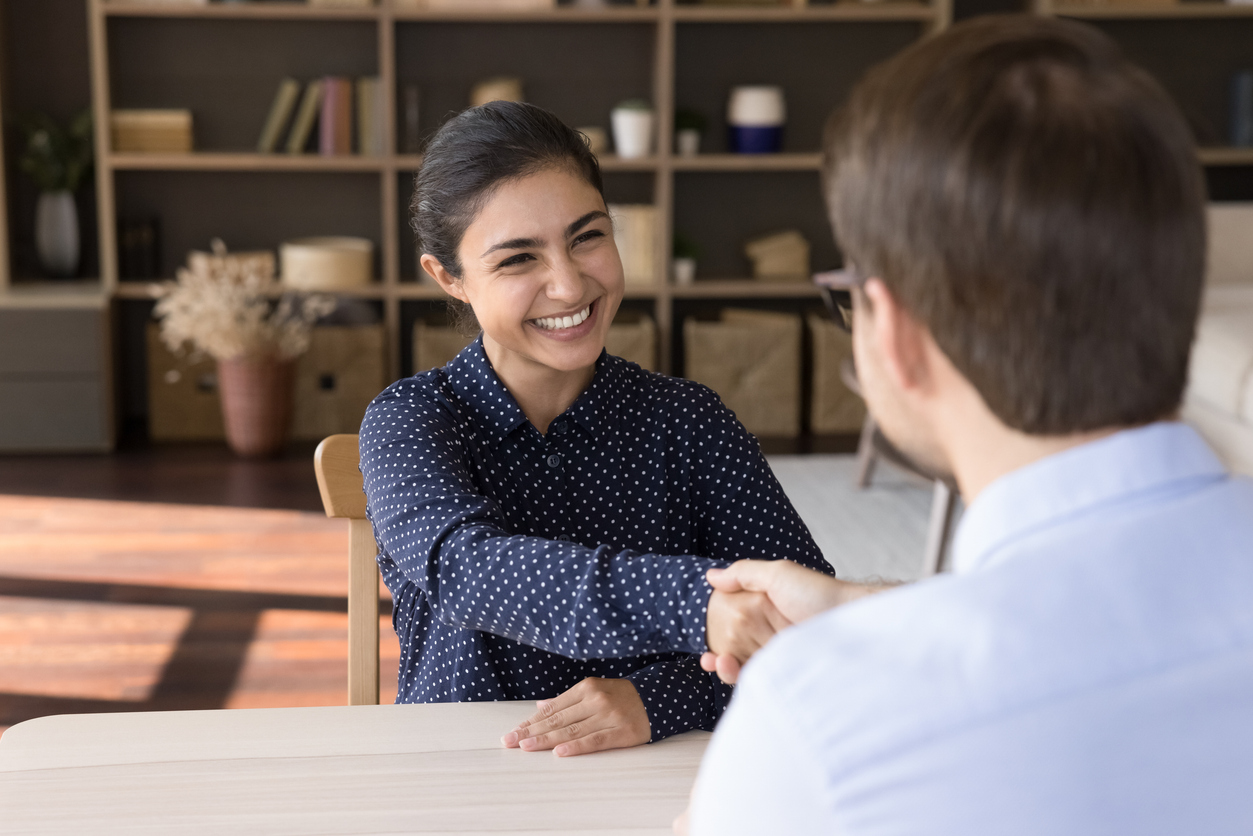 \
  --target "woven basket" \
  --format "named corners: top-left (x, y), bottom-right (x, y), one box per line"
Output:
top-left (217, 355), bottom-right (296, 458)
